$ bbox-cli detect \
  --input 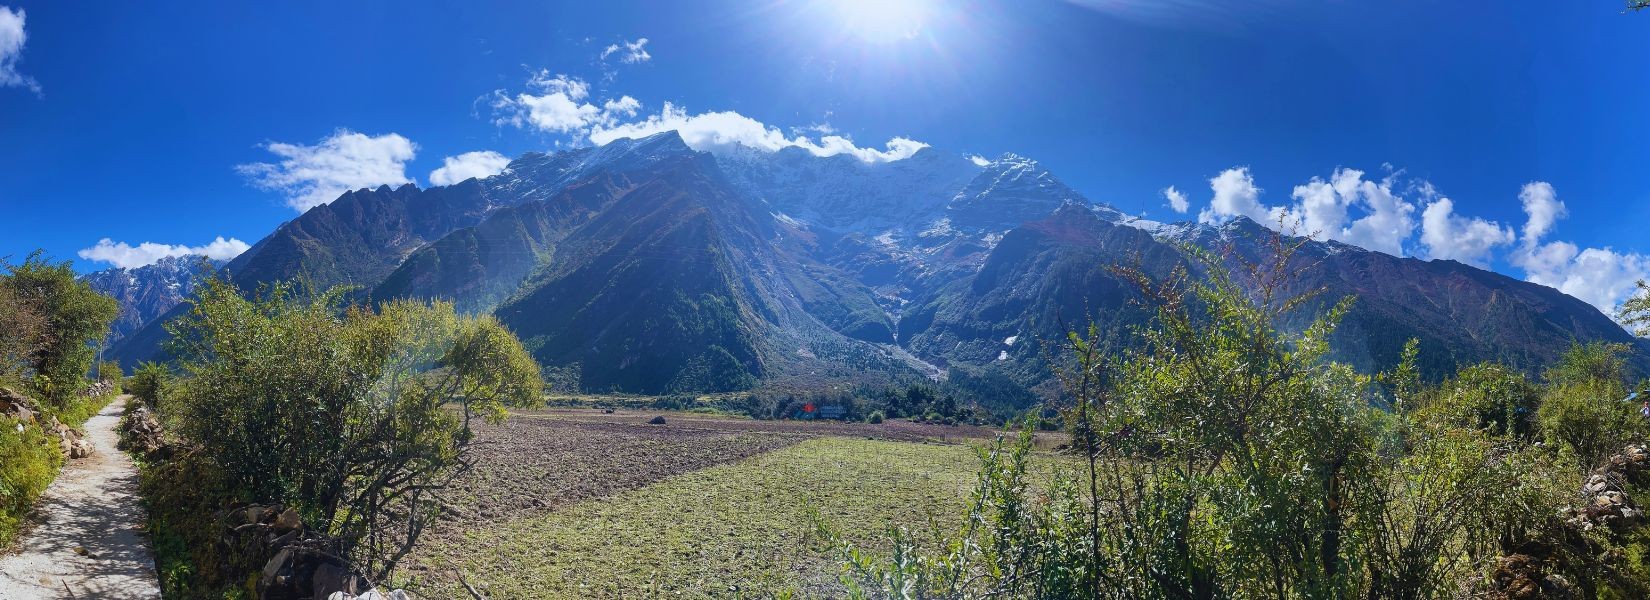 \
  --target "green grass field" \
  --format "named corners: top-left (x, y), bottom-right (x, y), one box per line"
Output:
top-left (404, 436), bottom-right (990, 598)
